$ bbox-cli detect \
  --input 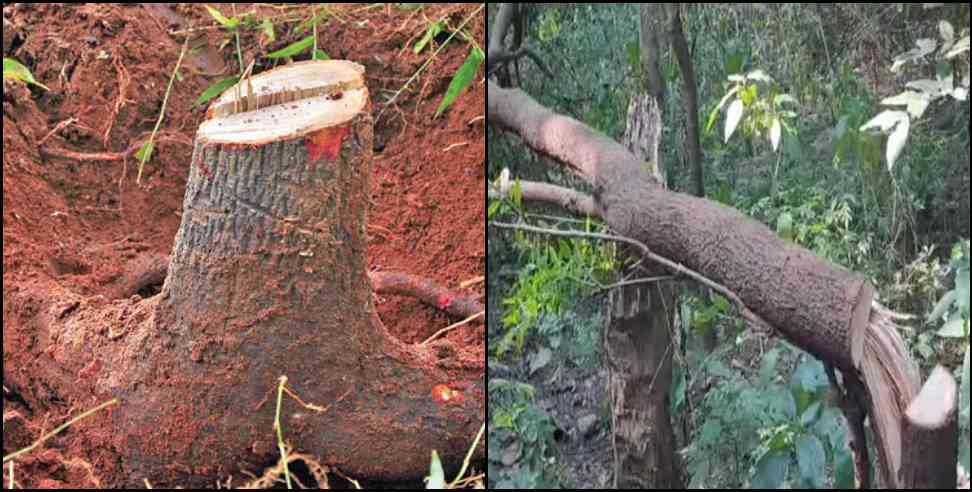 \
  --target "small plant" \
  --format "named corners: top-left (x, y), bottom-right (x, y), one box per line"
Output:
top-left (379, 4), bottom-right (485, 121)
